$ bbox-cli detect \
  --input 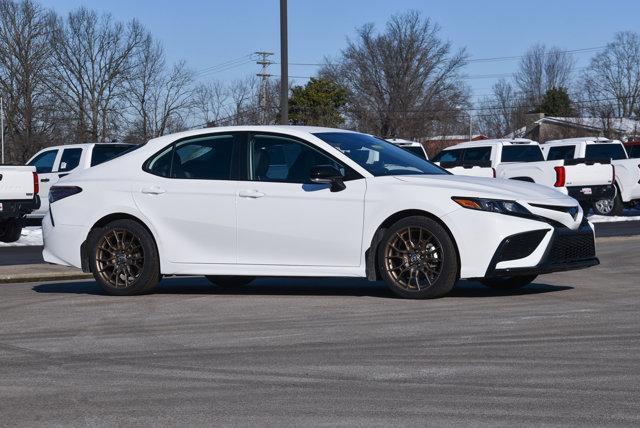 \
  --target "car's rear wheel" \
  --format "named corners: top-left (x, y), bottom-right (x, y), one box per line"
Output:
top-left (88, 219), bottom-right (160, 296)
top-left (0, 220), bottom-right (22, 243)
top-left (205, 275), bottom-right (255, 288)
top-left (378, 216), bottom-right (458, 299)
top-left (480, 274), bottom-right (537, 290)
